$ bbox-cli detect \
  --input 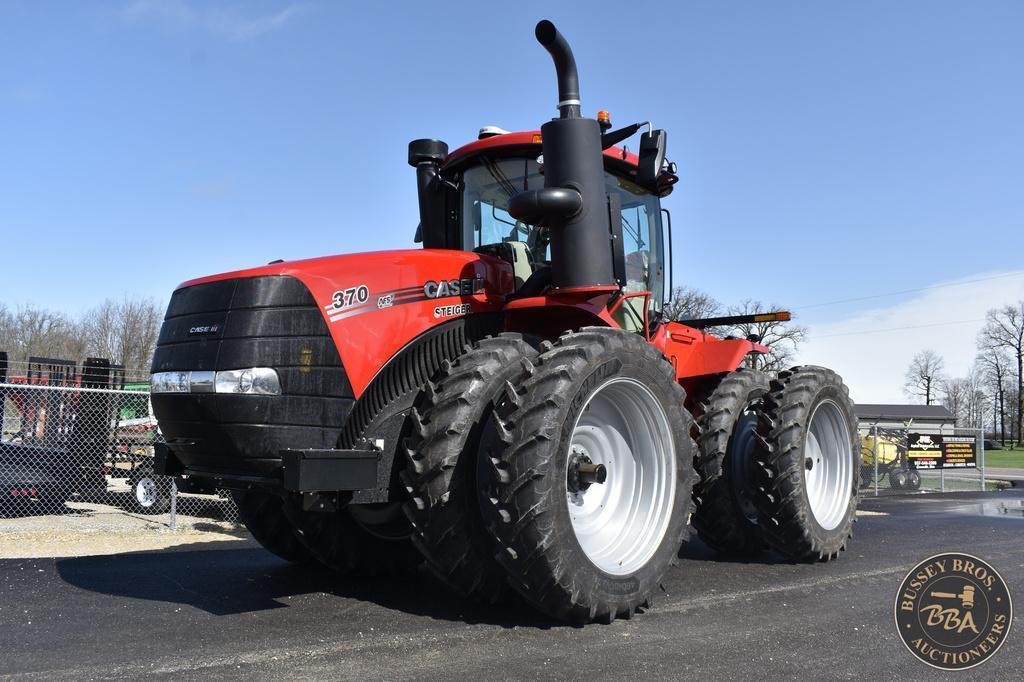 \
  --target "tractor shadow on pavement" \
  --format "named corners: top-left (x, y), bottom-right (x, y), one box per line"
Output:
top-left (678, 536), bottom-right (793, 565)
top-left (54, 542), bottom-right (568, 627)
